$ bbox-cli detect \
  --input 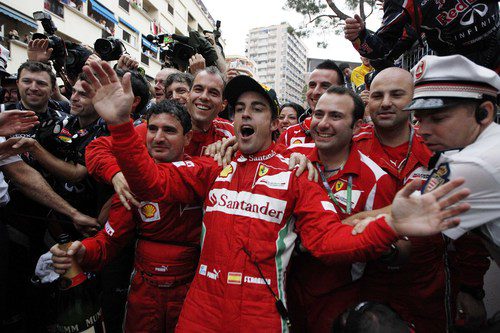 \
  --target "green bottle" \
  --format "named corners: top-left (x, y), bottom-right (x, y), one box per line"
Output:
top-left (55, 234), bottom-right (106, 333)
